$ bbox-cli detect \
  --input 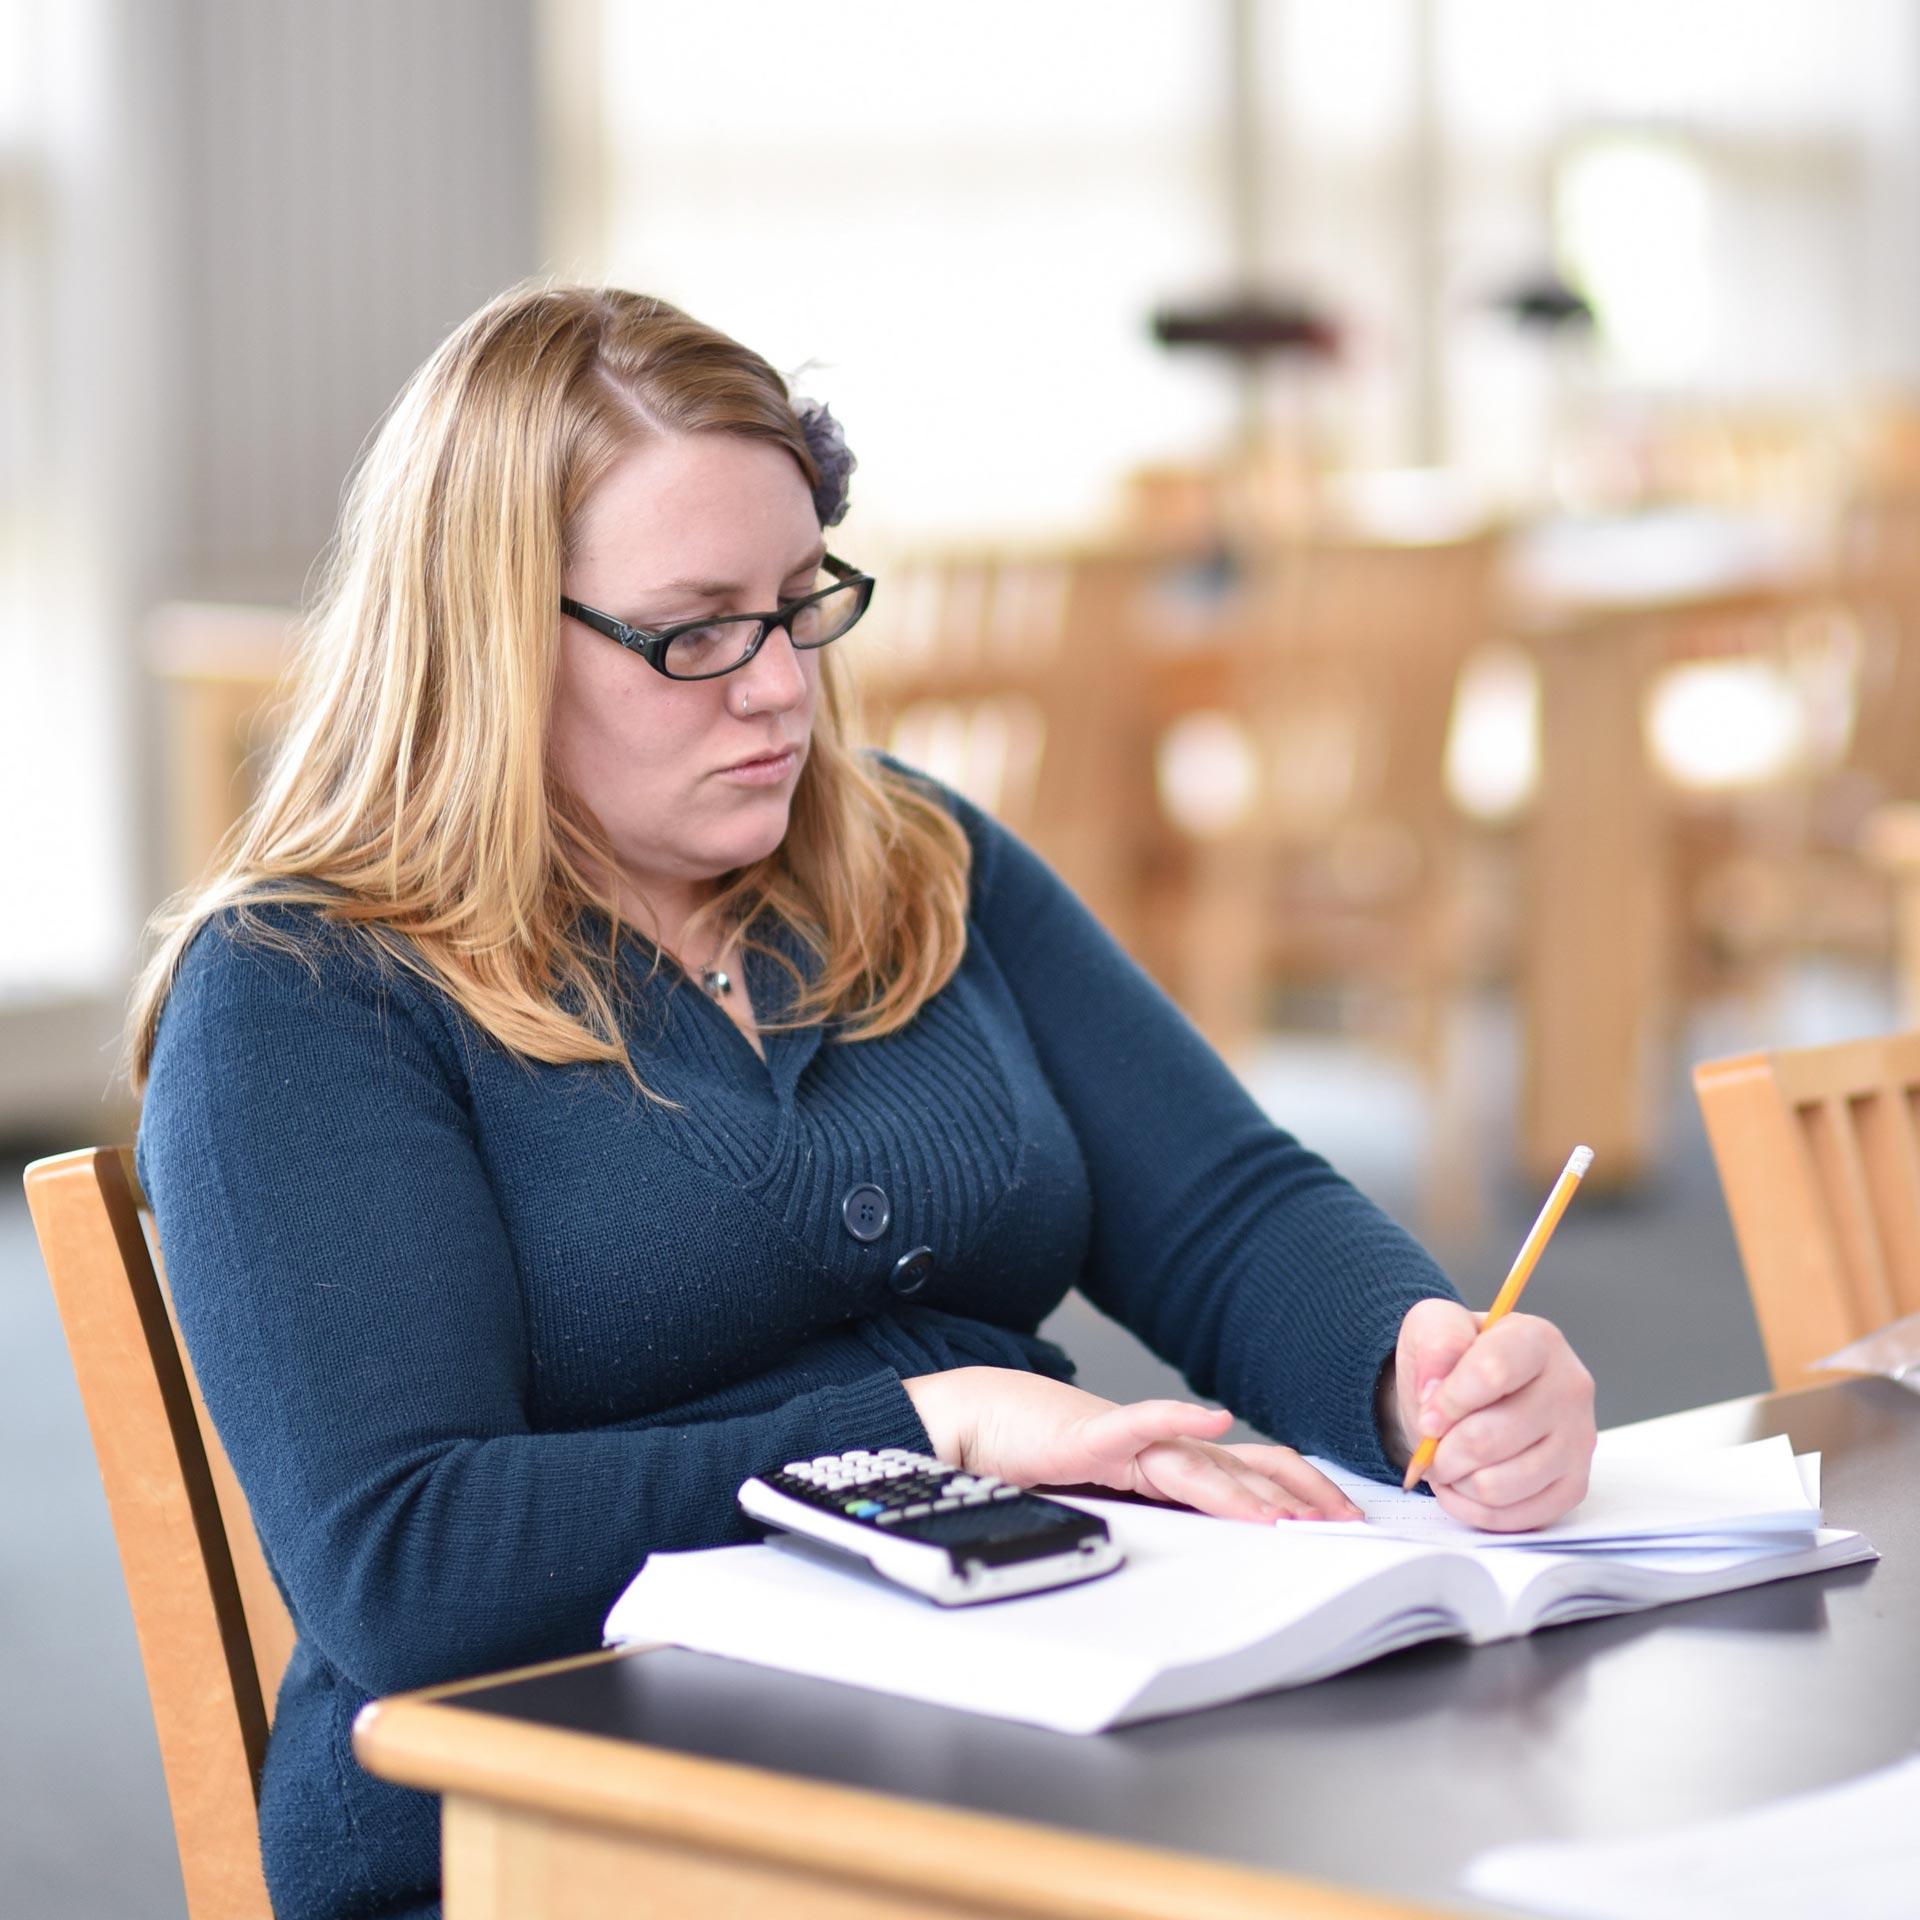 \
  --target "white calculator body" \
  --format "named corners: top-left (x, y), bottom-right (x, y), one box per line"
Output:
top-left (738, 1448), bottom-right (1123, 1607)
